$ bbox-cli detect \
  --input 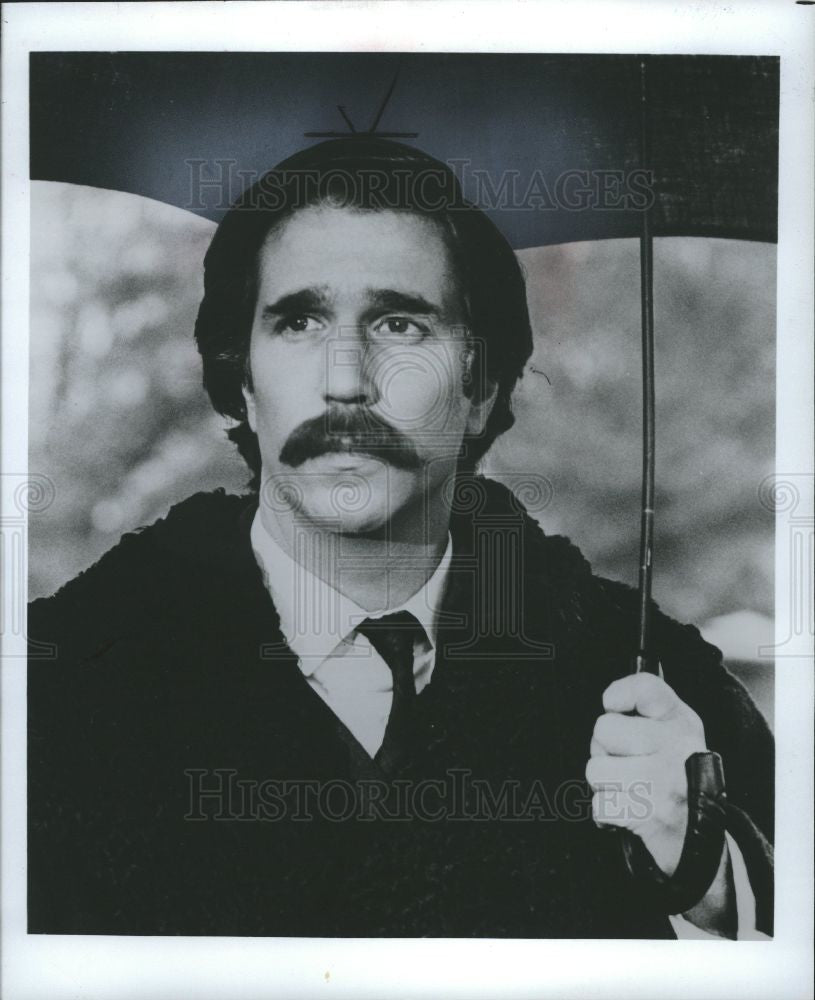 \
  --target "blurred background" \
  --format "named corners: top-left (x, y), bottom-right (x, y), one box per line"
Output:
top-left (29, 181), bottom-right (775, 723)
